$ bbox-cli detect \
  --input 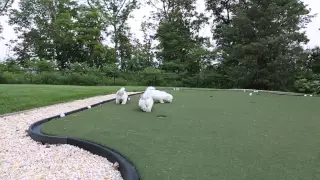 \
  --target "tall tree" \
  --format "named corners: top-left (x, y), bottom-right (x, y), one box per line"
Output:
top-left (87, 0), bottom-right (139, 70)
top-left (148, 0), bottom-right (209, 74)
top-left (8, 0), bottom-right (78, 67)
top-left (74, 5), bottom-right (108, 67)
top-left (125, 19), bottom-right (157, 71)
top-left (205, 0), bottom-right (235, 24)
top-left (309, 46), bottom-right (320, 74)
top-left (8, 0), bottom-right (108, 69)
top-left (140, 20), bottom-right (156, 68)
top-left (207, 0), bottom-right (313, 90)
